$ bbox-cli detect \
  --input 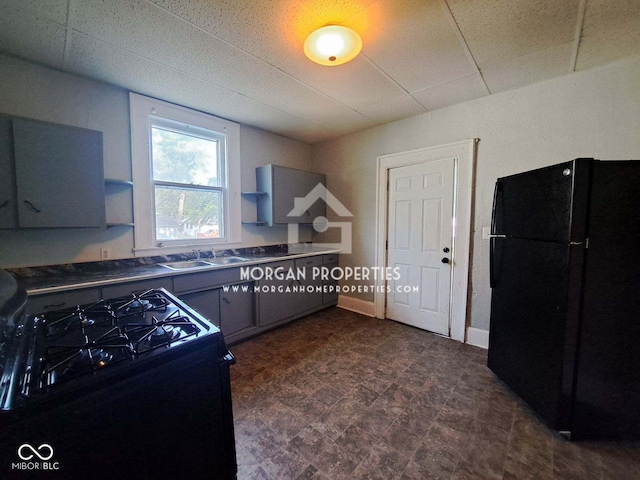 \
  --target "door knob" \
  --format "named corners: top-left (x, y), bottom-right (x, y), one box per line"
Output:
top-left (443, 247), bottom-right (450, 253)
top-left (441, 258), bottom-right (450, 264)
